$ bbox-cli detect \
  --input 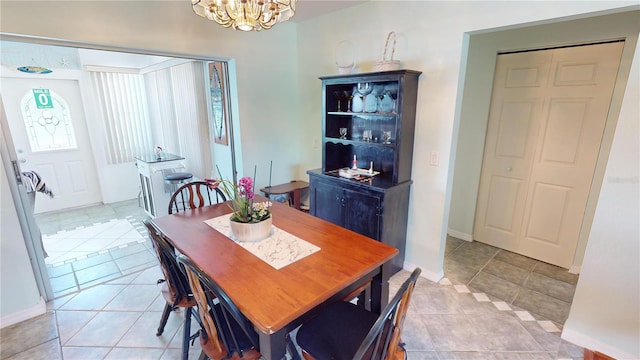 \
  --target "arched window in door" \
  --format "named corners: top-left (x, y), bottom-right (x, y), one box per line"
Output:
top-left (20, 88), bottom-right (77, 152)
